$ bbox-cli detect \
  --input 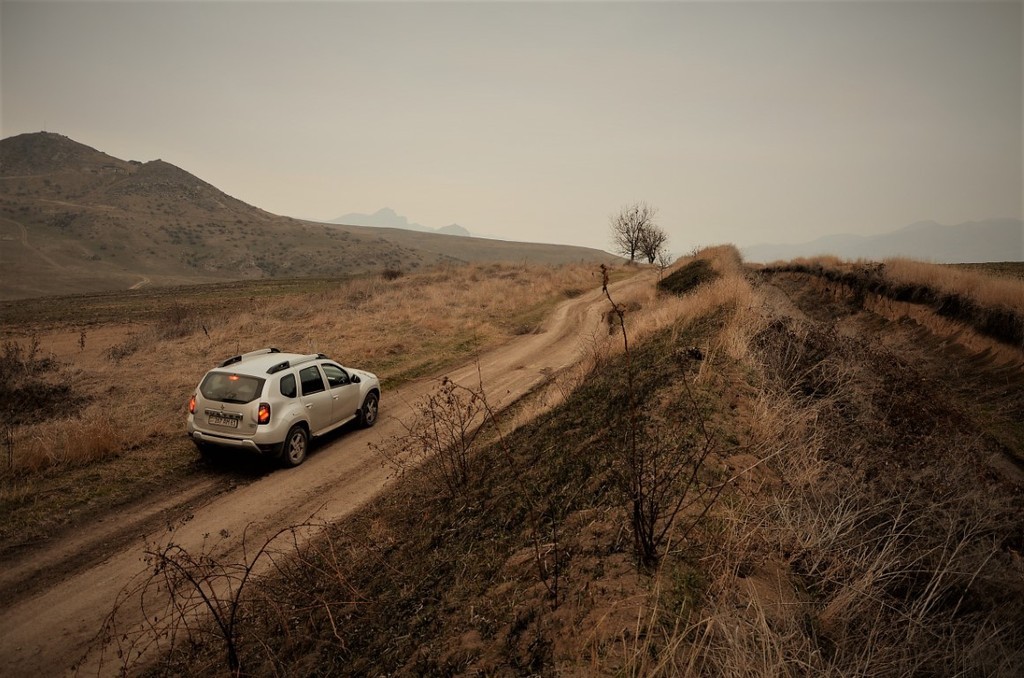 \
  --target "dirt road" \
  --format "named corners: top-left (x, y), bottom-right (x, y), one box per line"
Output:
top-left (0, 271), bottom-right (650, 676)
